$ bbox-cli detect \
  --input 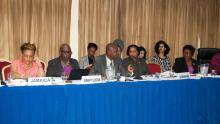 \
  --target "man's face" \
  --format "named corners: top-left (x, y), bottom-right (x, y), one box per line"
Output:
top-left (107, 46), bottom-right (118, 60)
top-left (60, 45), bottom-right (72, 61)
